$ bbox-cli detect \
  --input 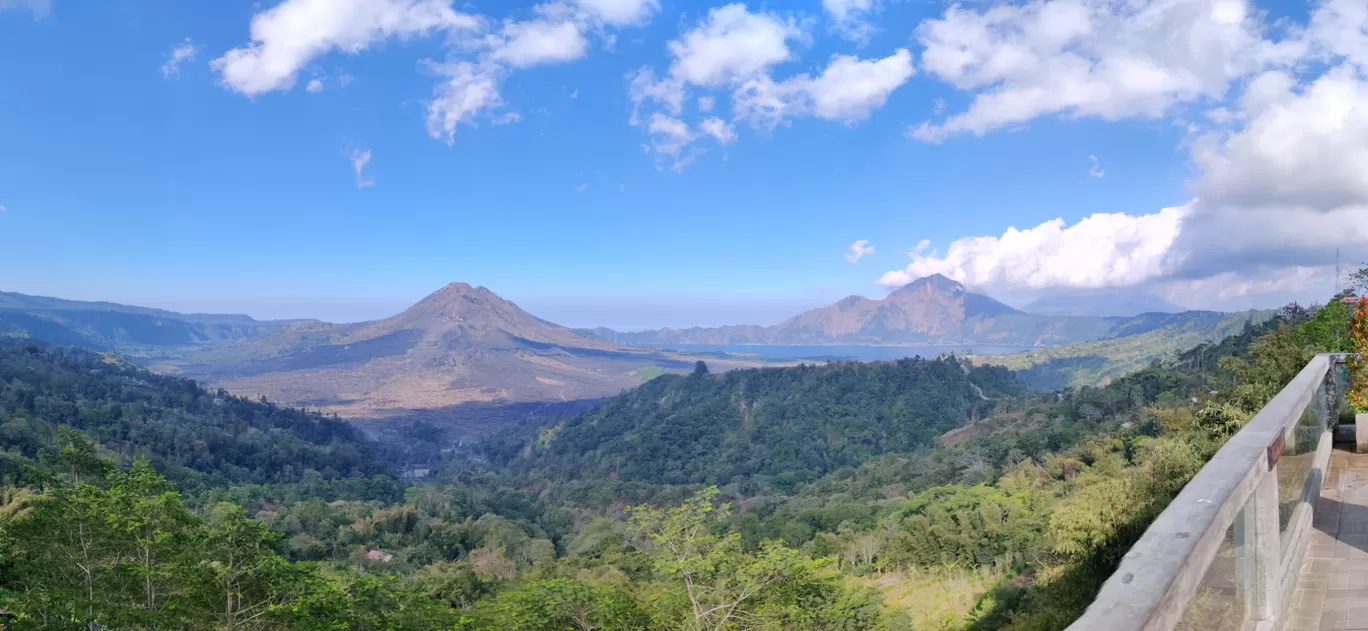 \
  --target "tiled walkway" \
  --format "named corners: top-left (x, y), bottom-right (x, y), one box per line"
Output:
top-left (1288, 450), bottom-right (1368, 630)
